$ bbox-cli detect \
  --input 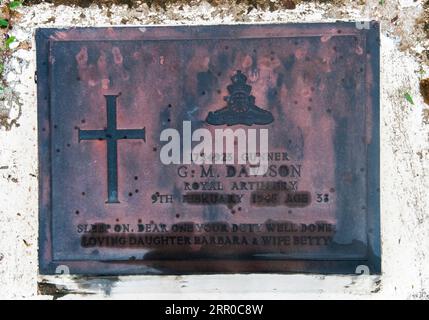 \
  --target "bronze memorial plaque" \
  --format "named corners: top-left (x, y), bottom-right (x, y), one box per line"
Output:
top-left (37, 23), bottom-right (380, 275)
